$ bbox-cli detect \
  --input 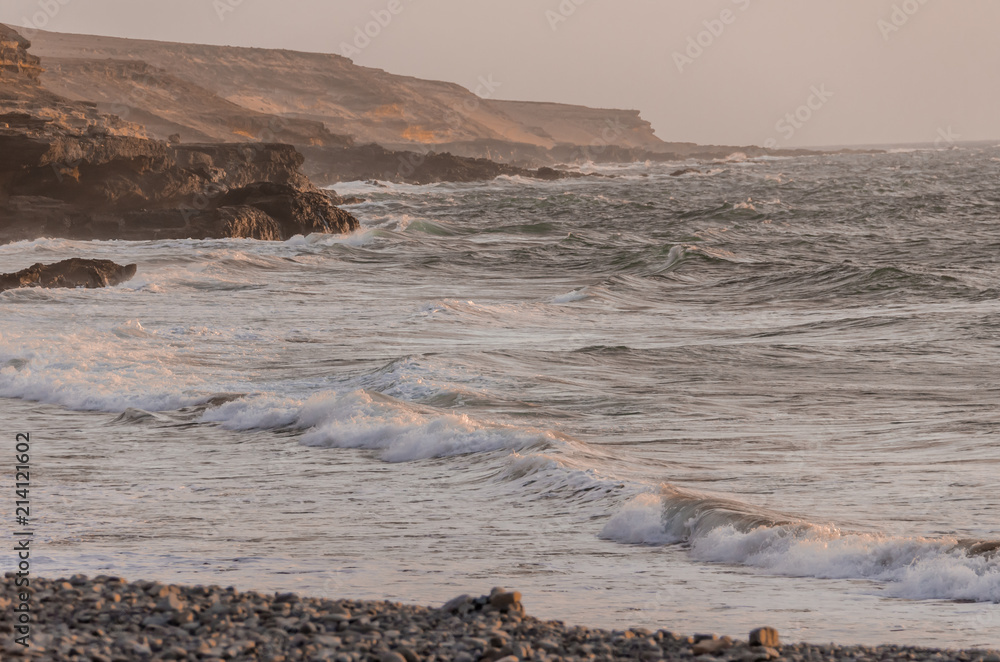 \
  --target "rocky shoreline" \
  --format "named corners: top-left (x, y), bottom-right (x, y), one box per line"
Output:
top-left (1, 575), bottom-right (996, 662)
top-left (1, 23), bottom-right (358, 245)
